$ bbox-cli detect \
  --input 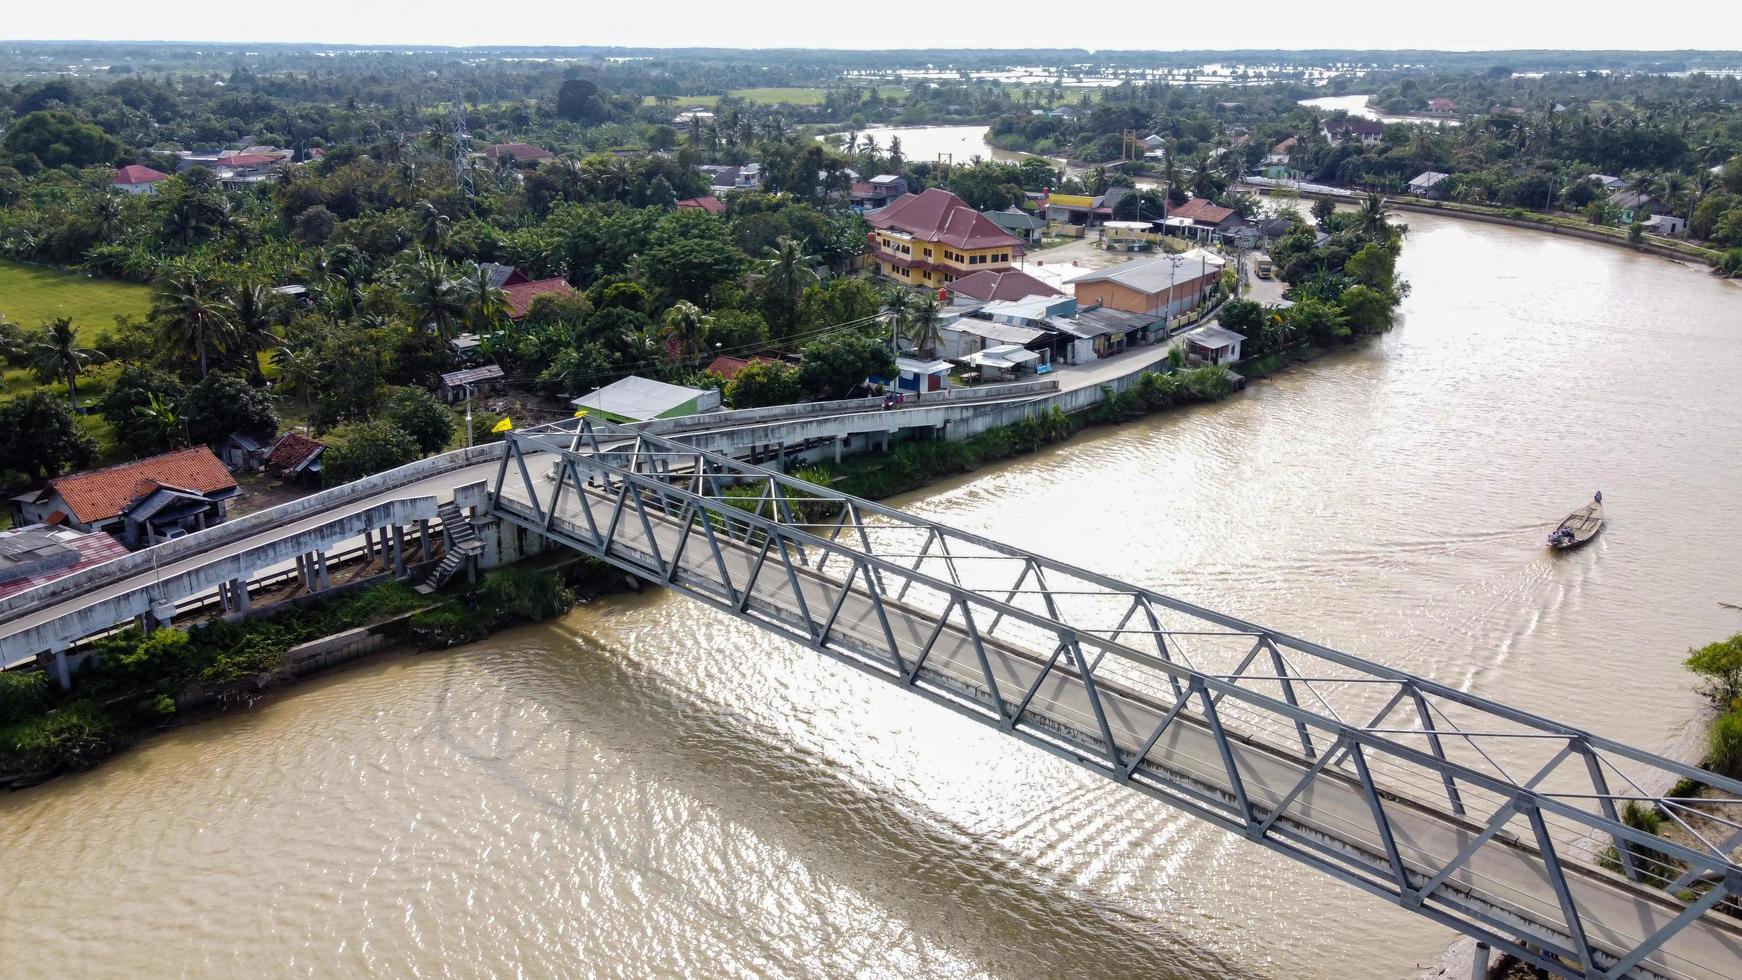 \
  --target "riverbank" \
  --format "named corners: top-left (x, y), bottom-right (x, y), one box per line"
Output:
top-left (0, 559), bottom-right (625, 786)
top-left (1245, 180), bottom-right (1731, 271)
